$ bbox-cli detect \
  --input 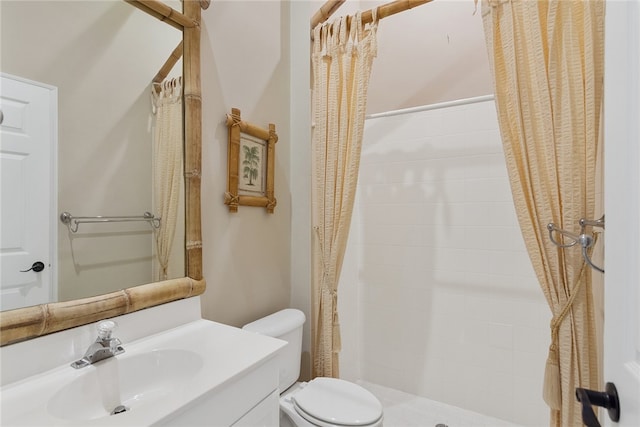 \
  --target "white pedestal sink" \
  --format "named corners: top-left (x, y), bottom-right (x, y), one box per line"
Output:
top-left (0, 298), bottom-right (286, 426)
